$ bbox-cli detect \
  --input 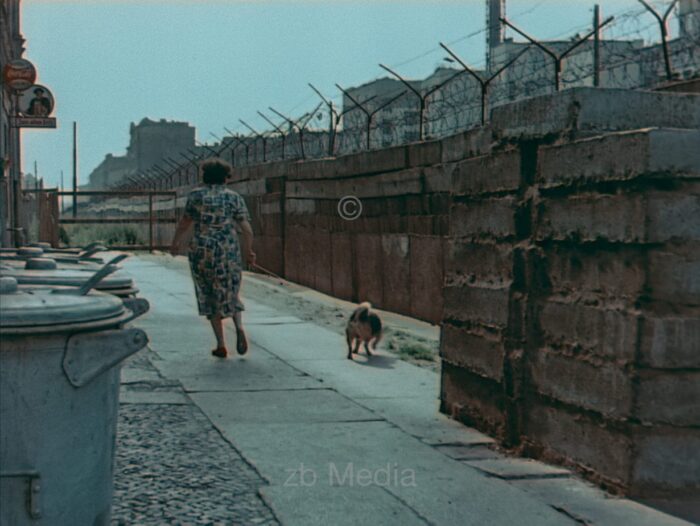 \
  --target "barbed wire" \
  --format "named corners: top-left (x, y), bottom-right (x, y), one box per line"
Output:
top-left (113, 1), bottom-right (699, 191)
